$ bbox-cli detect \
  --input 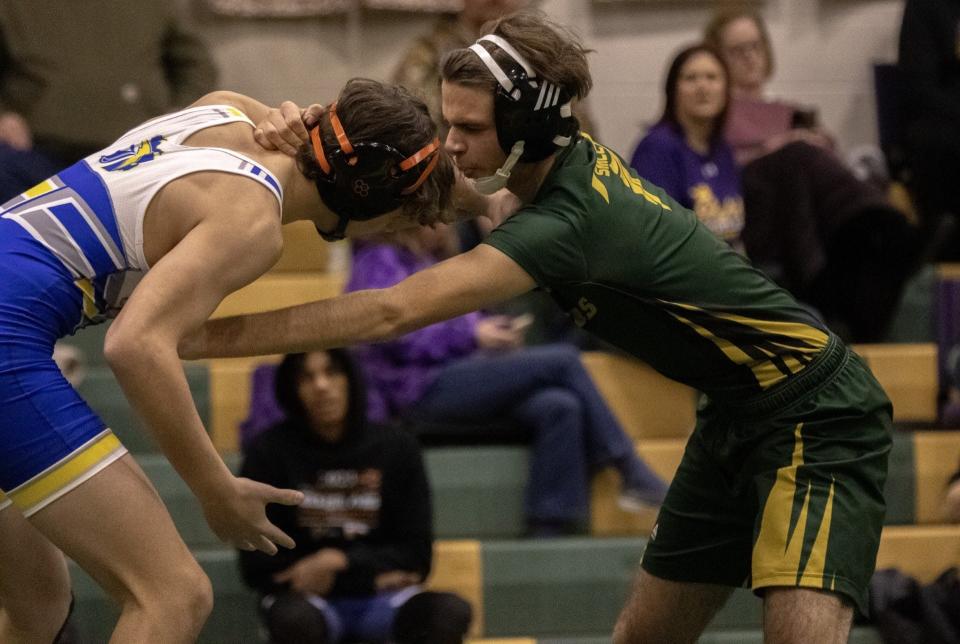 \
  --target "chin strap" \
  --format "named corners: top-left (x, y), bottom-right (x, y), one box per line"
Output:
top-left (474, 140), bottom-right (525, 195)
top-left (315, 214), bottom-right (350, 242)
